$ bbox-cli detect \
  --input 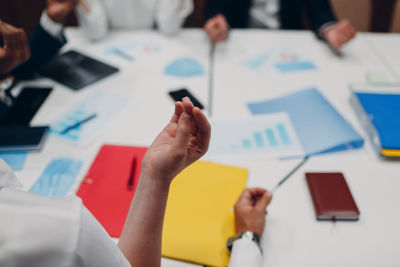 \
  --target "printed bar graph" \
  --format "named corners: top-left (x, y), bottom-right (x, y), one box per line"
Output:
top-left (242, 139), bottom-right (252, 149)
top-left (277, 123), bottom-right (291, 145)
top-left (265, 129), bottom-right (278, 147)
top-left (253, 132), bottom-right (264, 147)
top-left (209, 113), bottom-right (304, 158)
